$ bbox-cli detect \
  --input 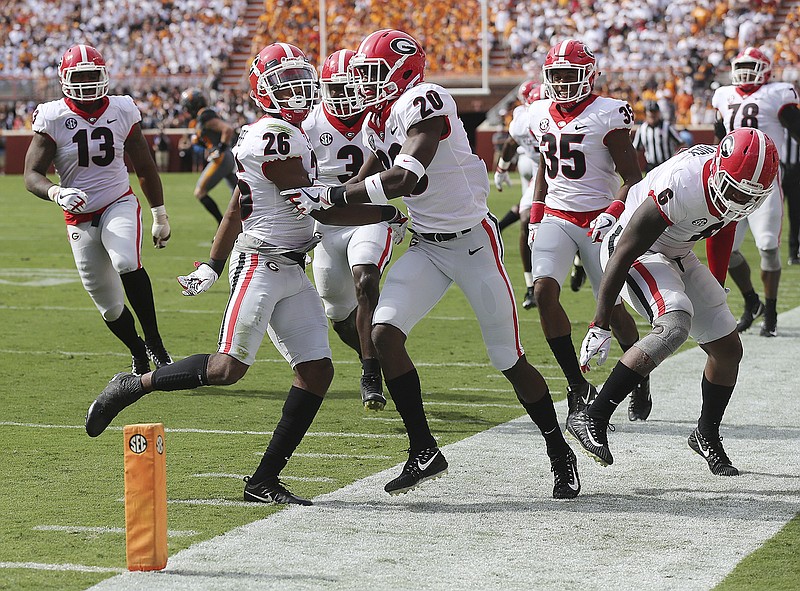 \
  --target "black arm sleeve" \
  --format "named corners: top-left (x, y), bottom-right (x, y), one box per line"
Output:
top-left (779, 104), bottom-right (800, 143)
top-left (714, 118), bottom-right (727, 141)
